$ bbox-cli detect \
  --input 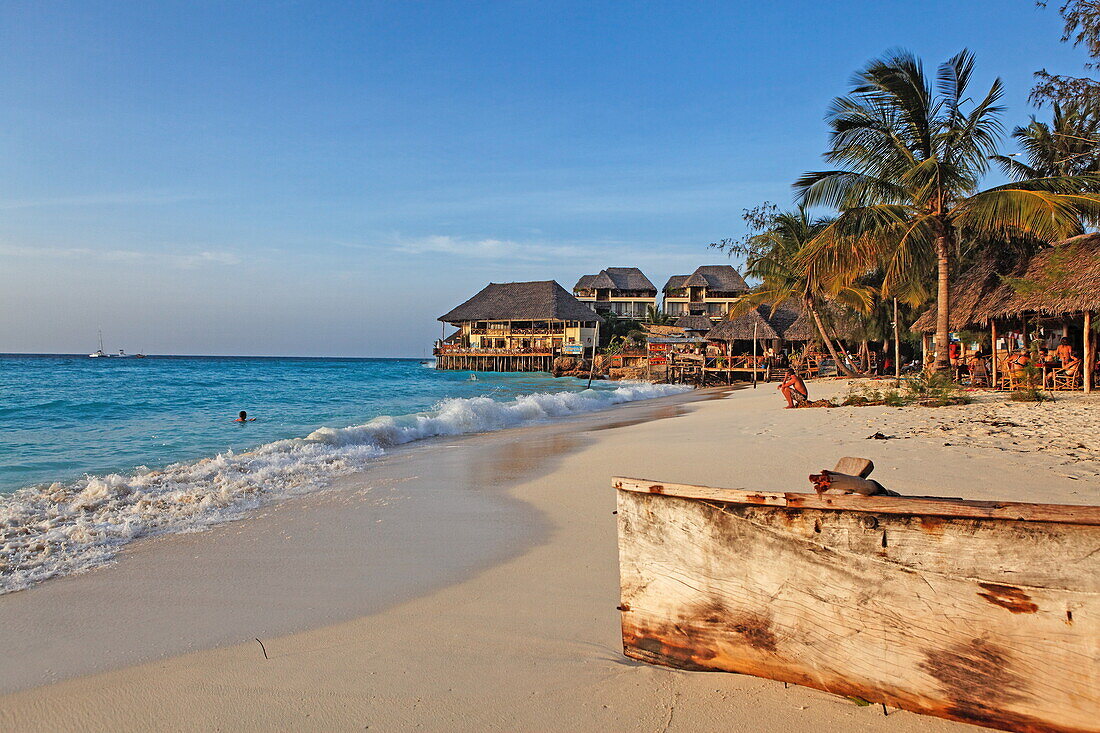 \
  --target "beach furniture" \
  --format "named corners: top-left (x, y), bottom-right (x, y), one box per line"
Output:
top-left (614, 477), bottom-right (1100, 732)
top-left (1051, 367), bottom-right (1083, 391)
